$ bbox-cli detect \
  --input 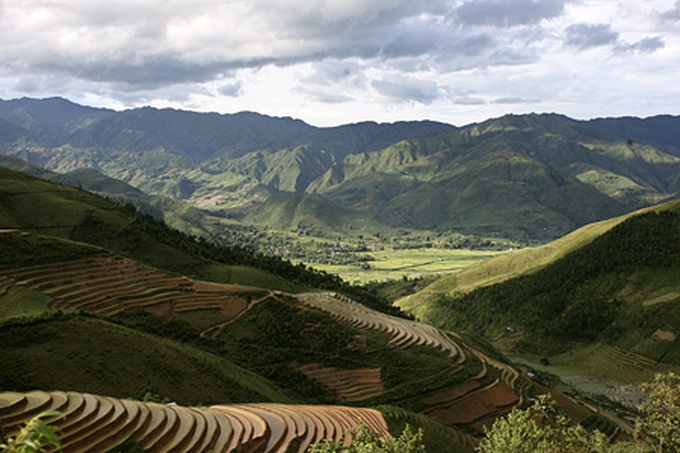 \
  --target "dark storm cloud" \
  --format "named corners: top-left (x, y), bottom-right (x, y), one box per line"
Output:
top-left (564, 23), bottom-right (619, 49)
top-left (454, 0), bottom-right (566, 27)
